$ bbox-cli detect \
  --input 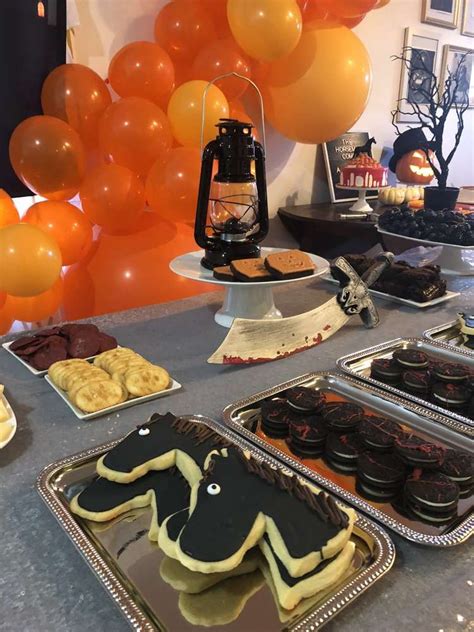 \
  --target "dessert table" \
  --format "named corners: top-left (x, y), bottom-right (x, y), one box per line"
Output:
top-left (0, 274), bottom-right (472, 632)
